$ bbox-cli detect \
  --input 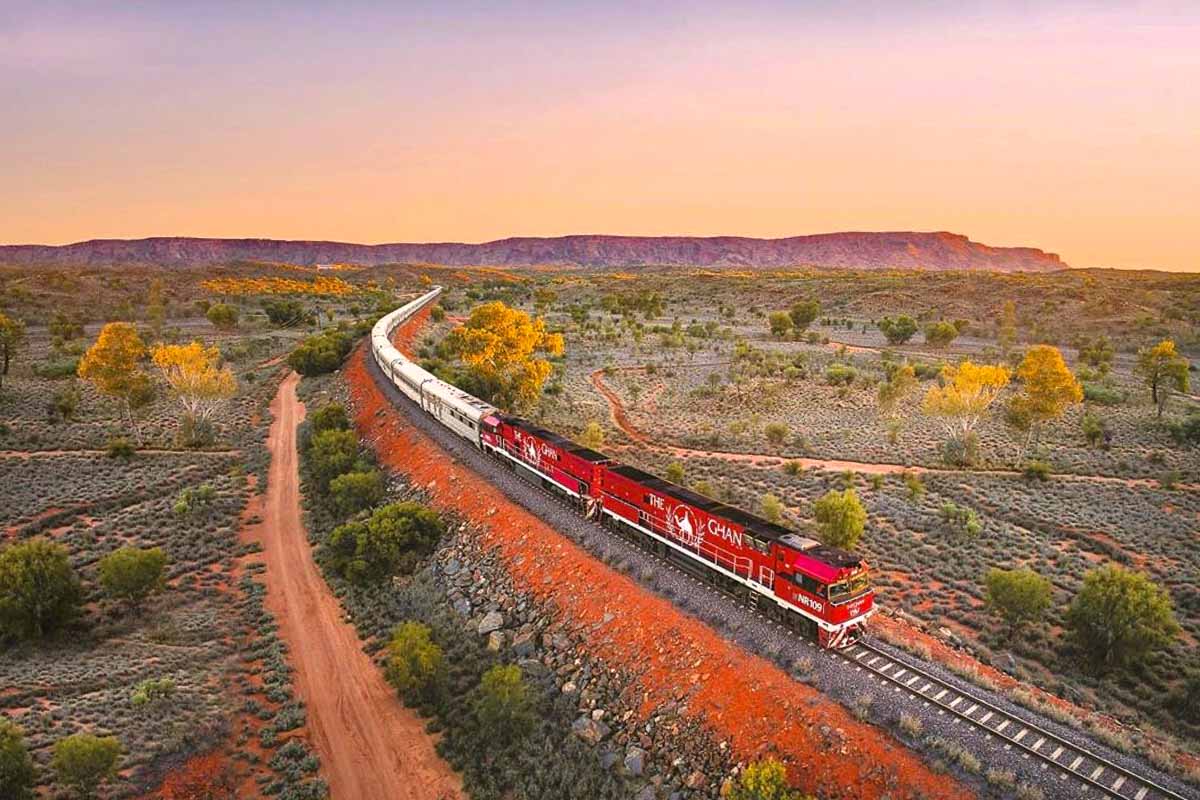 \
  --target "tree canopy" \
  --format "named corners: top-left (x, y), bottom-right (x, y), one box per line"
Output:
top-left (812, 488), bottom-right (866, 549)
top-left (78, 322), bottom-right (154, 440)
top-left (921, 361), bottom-right (1011, 443)
top-left (923, 320), bottom-right (959, 347)
top-left (152, 342), bottom-right (237, 426)
top-left (1135, 339), bottom-right (1189, 417)
top-left (984, 567), bottom-right (1052, 635)
top-left (788, 299), bottom-right (821, 332)
top-left (328, 501), bottom-right (445, 583)
top-left (474, 664), bottom-right (535, 740)
top-left (384, 621), bottom-right (444, 702)
top-left (0, 539), bottom-right (82, 641)
top-left (767, 311), bottom-right (793, 338)
top-left (98, 546), bottom-right (168, 611)
top-left (0, 719), bottom-right (36, 800)
top-left (877, 315), bottom-right (918, 345)
top-left (729, 758), bottom-right (812, 800)
top-left (1067, 565), bottom-right (1180, 671)
top-left (1009, 344), bottom-right (1082, 444)
top-left (52, 733), bottom-right (121, 799)
top-left (0, 311), bottom-right (26, 391)
top-left (443, 301), bottom-right (563, 411)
